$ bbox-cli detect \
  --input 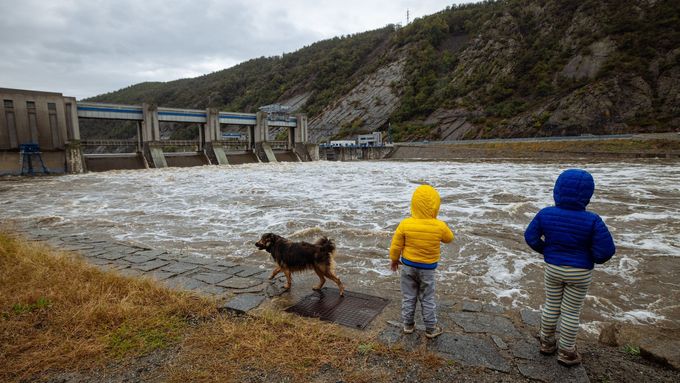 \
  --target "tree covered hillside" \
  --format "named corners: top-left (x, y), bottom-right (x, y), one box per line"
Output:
top-left (89, 0), bottom-right (680, 142)
top-left (89, 27), bottom-right (393, 118)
